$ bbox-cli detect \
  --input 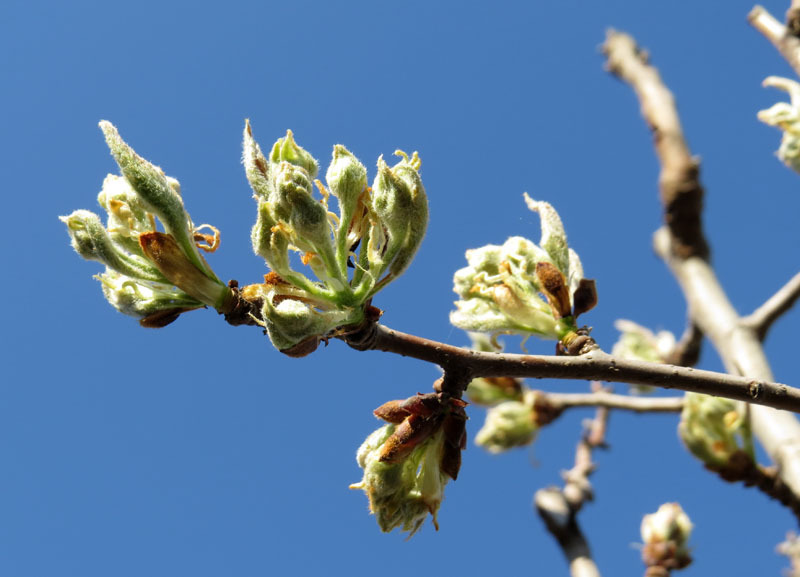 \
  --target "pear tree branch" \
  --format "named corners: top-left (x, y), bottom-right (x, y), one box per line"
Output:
top-left (789, 0), bottom-right (800, 36)
top-left (535, 389), bottom-right (609, 577)
top-left (340, 324), bottom-right (800, 412)
top-left (602, 27), bottom-right (800, 502)
top-left (741, 272), bottom-right (800, 341)
top-left (663, 320), bottom-right (703, 367)
top-left (749, 5), bottom-right (800, 78)
top-left (545, 391), bottom-right (683, 413)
